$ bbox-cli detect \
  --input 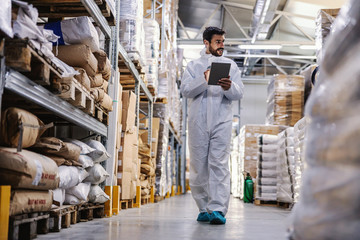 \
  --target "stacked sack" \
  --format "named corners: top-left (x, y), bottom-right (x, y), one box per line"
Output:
top-left (230, 126), bottom-right (241, 198)
top-left (0, 108), bottom-right (59, 216)
top-left (143, 18), bottom-right (160, 94)
top-left (276, 128), bottom-right (295, 204)
top-left (315, 8), bottom-right (340, 64)
top-left (138, 138), bottom-right (156, 198)
top-left (266, 75), bottom-right (305, 127)
top-left (56, 139), bottom-right (110, 206)
top-left (290, 1), bottom-right (360, 238)
top-left (256, 134), bottom-right (278, 201)
top-left (46, 16), bottom-right (113, 112)
top-left (293, 117), bottom-right (307, 203)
